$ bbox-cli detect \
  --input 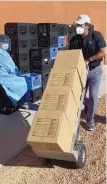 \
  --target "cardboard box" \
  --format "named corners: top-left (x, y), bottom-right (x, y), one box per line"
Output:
top-left (27, 111), bottom-right (75, 153)
top-left (45, 68), bottom-right (82, 107)
top-left (53, 49), bottom-right (87, 87)
top-left (38, 87), bottom-right (78, 124)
